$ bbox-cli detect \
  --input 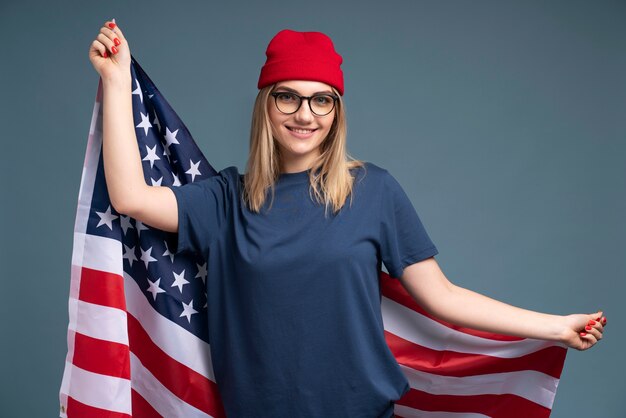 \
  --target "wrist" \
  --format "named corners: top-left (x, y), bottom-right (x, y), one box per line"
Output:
top-left (102, 74), bottom-right (132, 90)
